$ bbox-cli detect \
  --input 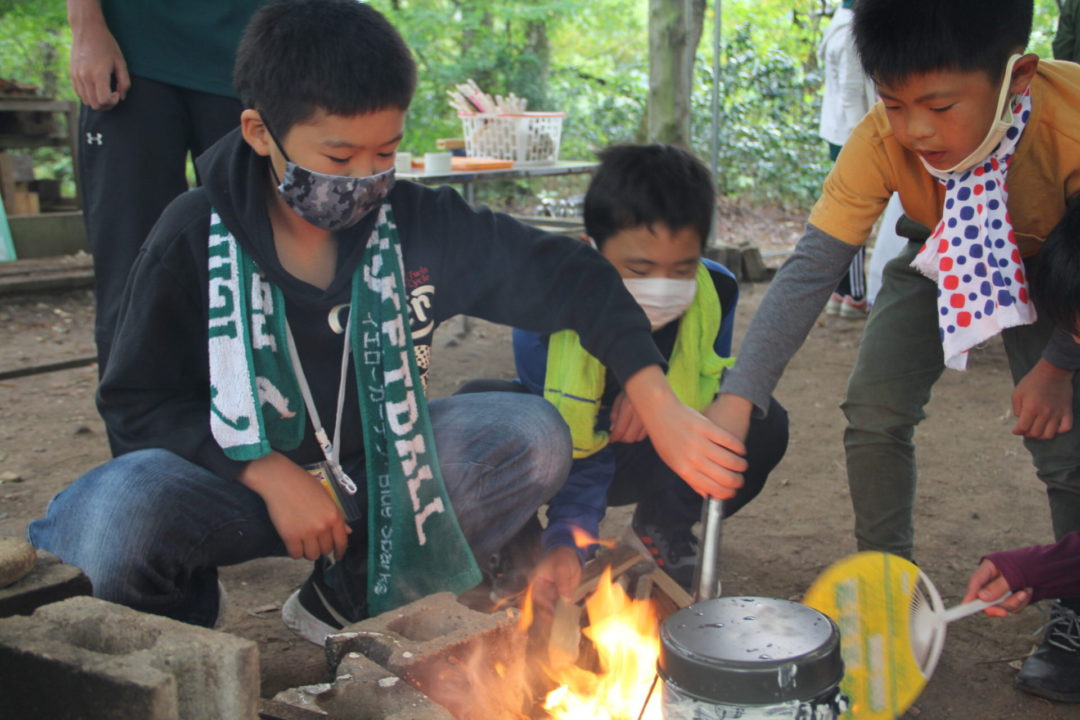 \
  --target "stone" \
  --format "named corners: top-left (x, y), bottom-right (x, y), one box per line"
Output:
top-left (272, 651), bottom-right (453, 720)
top-left (0, 535), bottom-right (36, 587)
top-left (325, 592), bottom-right (529, 718)
top-left (0, 596), bottom-right (260, 719)
top-left (0, 550), bottom-right (92, 617)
